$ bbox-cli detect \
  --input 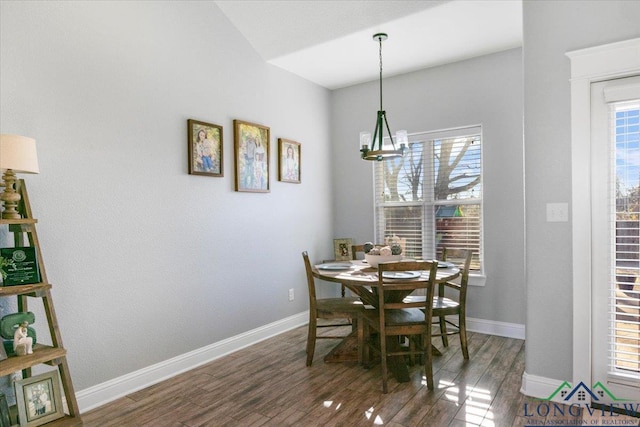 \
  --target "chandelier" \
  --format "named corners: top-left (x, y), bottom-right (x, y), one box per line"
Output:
top-left (359, 33), bottom-right (407, 161)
